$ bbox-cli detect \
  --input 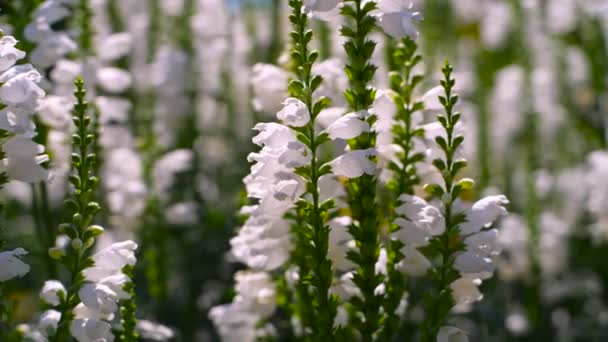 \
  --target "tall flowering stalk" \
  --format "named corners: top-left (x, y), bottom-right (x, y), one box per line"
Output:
top-left (50, 78), bottom-right (102, 341)
top-left (419, 62), bottom-right (466, 342)
top-left (286, 0), bottom-right (337, 338)
top-left (418, 63), bottom-right (508, 341)
top-left (340, 0), bottom-right (383, 338)
top-left (381, 37), bottom-right (425, 340)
